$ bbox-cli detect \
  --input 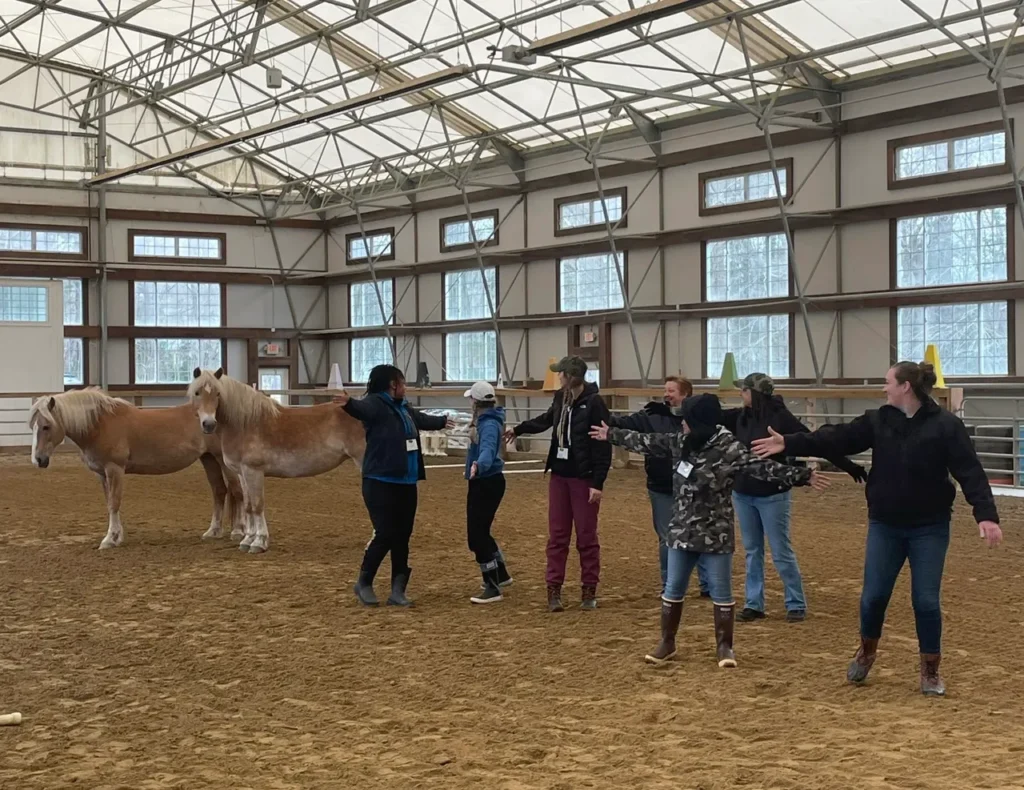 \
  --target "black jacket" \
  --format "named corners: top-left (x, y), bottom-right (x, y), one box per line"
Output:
top-left (607, 401), bottom-right (681, 494)
top-left (343, 392), bottom-right (446, 481)
top-left (722, 396), bottom-right (866, 497)
top-left (783, 398), bottom-right (999, 526)
top-left (514, 382), bottom-right (612, 489)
